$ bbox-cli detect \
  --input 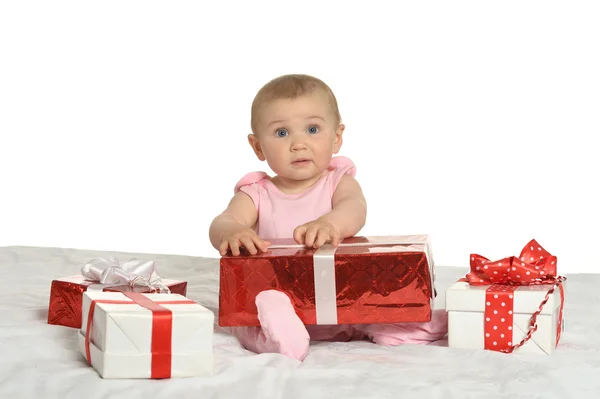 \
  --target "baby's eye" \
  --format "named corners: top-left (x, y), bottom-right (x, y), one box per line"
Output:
top-left (276, 128), bottom-right (288, 137)
top-left (307, 126), bottom-right (319, 134)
